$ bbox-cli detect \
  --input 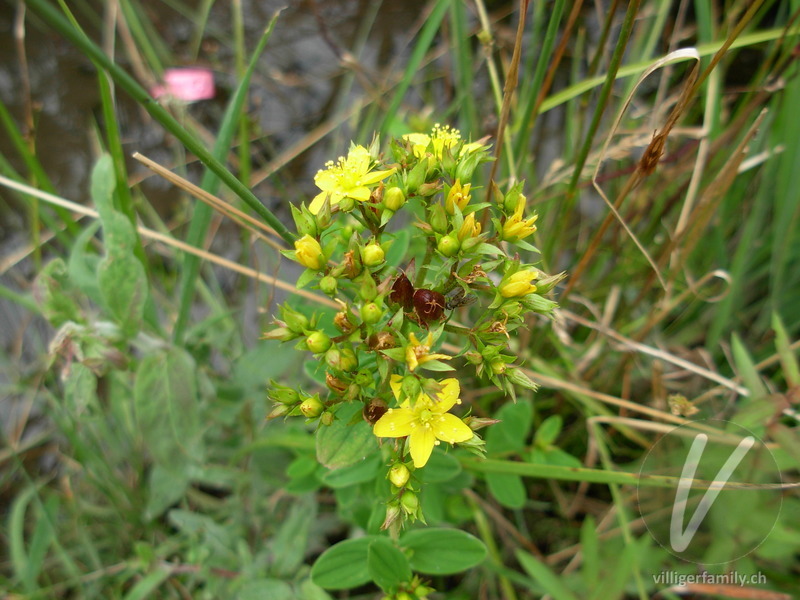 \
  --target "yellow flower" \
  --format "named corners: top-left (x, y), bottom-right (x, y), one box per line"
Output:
top-left (402, 124), bottom-right (482, 161)
top-left (373, 375), bottom-right (473, 468)
top-left (457, 213), bottom-right (481, 242)
top-left (405, 332), bottom-right (451, 372)
top-left (445, 180), bottom-right (471, 215)
top-left (294, 234), bottom-right (325, 270)
top-left (500, 269), bottom-right (539, 298)
top-left (309, 145), bottom-right (395, 214)
top-left (502, 196), bottom-right (538, 241)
